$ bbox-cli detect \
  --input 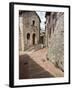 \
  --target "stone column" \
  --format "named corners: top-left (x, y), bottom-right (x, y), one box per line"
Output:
top-left (19, 16), bottom-right (24, 51)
